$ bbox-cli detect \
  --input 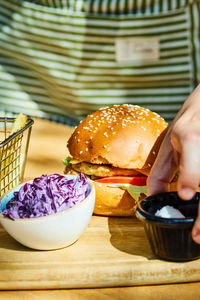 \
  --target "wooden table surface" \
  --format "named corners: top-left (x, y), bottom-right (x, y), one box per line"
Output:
top-left (1, 118), bottom-right (200, 299)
